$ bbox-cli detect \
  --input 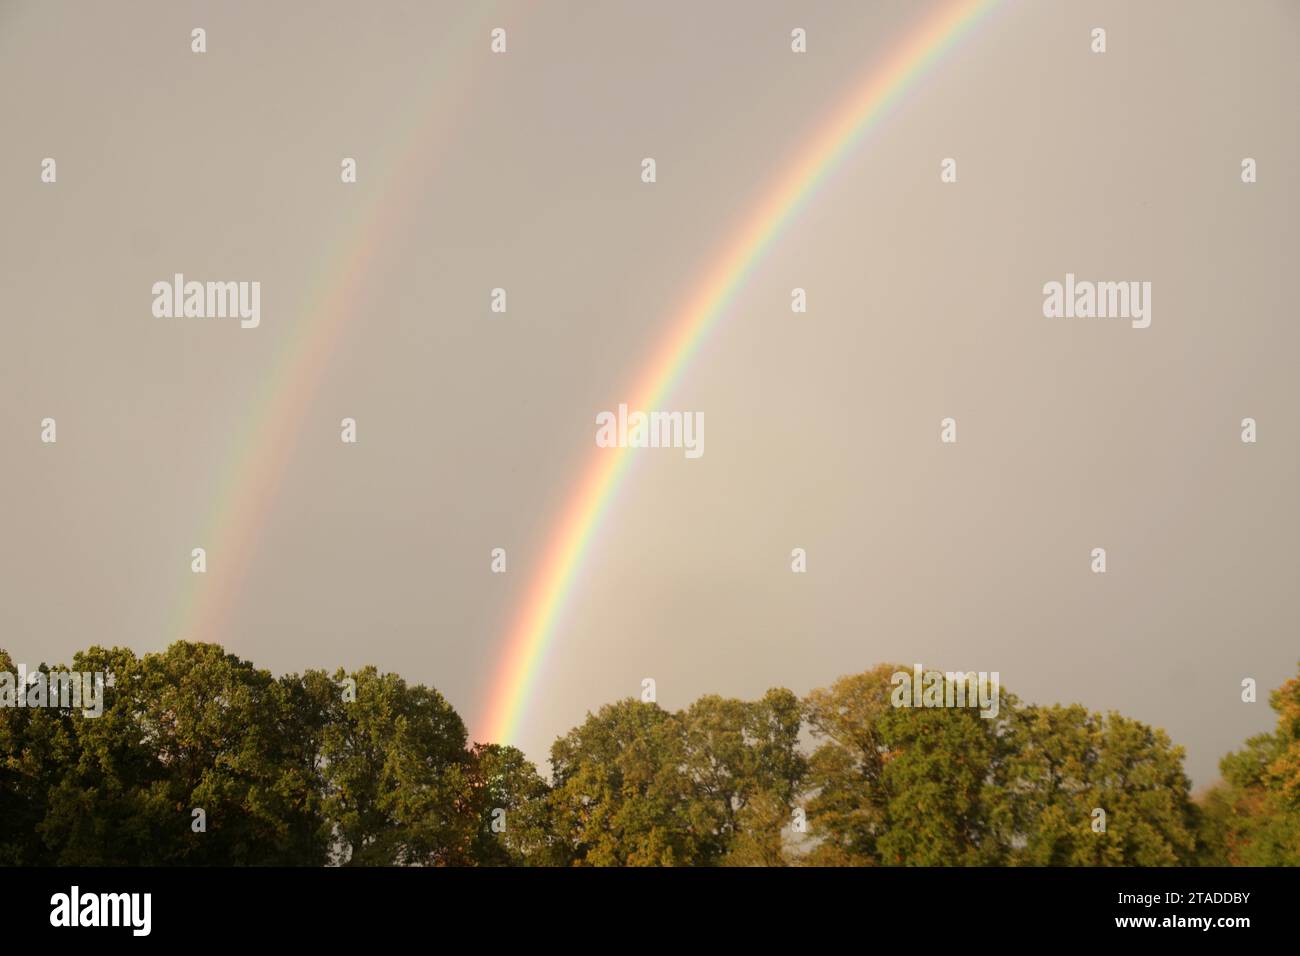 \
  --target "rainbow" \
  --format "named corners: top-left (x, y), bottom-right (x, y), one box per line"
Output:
top-left (481, 0), bottom-right (1003, 744)
top-left (171, 5), bottom-right (499, 646)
